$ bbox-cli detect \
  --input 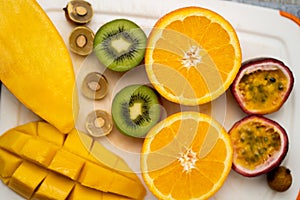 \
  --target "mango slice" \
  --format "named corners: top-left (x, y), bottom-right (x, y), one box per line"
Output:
top-left (0, 122), bottom-right (146, 199)
top-left (0, 0), bottom-right (78, 133)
